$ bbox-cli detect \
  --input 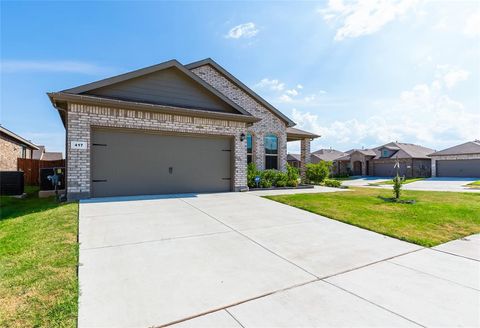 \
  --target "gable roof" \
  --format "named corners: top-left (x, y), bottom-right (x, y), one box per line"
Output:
top-left (0, 126), bottom-right (39, 150)
top-left (186, 58), bottom-right (296, 127)
top-left (287, 153), bottom-right (301, 162)
top-left (312, 149), bottom-right (347, 161)
top-left (373, 142), bottom-right (434, 159)
top-left (58, 59), bottom-right (252, 117)
top-left (430, 140), bottom-right (480, 156)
